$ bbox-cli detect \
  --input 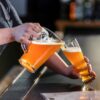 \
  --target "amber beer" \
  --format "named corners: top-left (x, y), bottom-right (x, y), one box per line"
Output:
top-left (19, 41), bottom-right (63, 73)
top-left (62, 47), bottom-right (93, 83)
